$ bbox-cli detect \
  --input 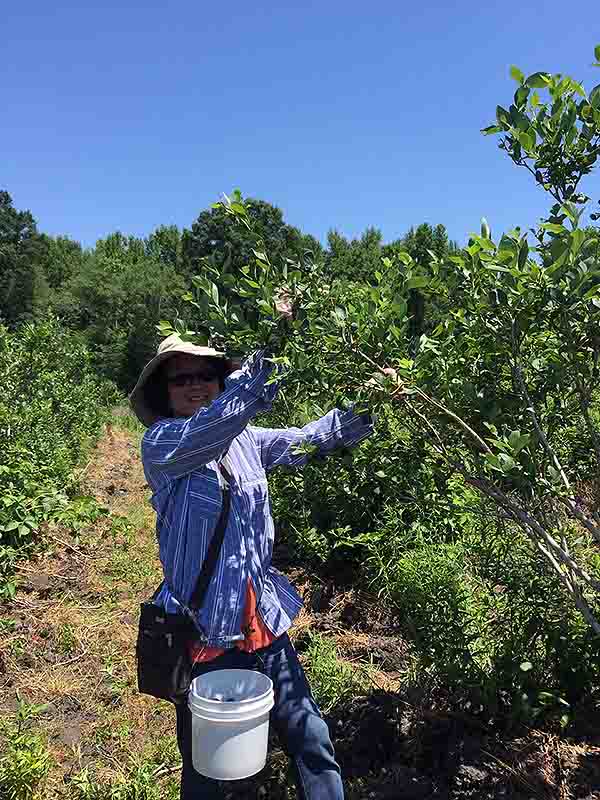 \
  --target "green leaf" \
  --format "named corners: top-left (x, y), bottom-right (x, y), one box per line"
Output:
top-left (526, 72), bottom-right (551, 89)
top-left (498, 453), bottom-right (516, 472)
top-left (518, 242), bottom-right (529, 269)
top-left (257, 300), bottom-right (273, 315)
top-left (211, 282), bottom-right (219, 305)
top-left (571, 228), bottom-right (585, 254)
top-left (540, 222), bottom-right (565, 234)
top-left (595, 45), bottom-right (600, 62)
top-left (517, 129), bottom-right (536, 150)
top-left (405, 276), bottom-right (429, 290)
top-left (514, 86), bottom-right (530, 108)
top-left (481, 125), bottom-right (503, 135)
top-left (496, 105), bottom-right (511, 126)
top-left (510, 65), bottom-right (525, 84)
